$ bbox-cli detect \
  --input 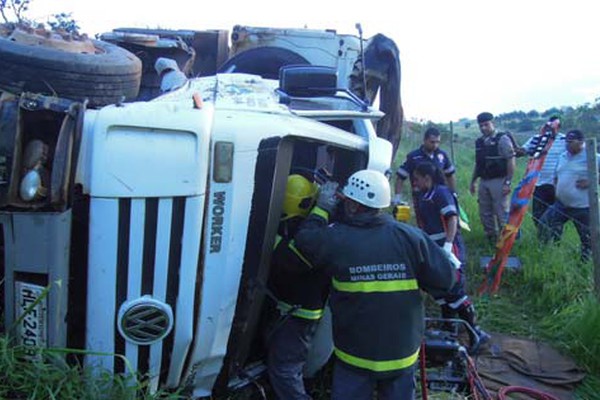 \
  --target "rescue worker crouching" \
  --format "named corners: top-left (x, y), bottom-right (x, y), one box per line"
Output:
top-left (412, 162), bottom-right (491, 353)
top-left (294, 169), bottom-right (457, 400)
top-left (265, 174), bottom-right (331, 400)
